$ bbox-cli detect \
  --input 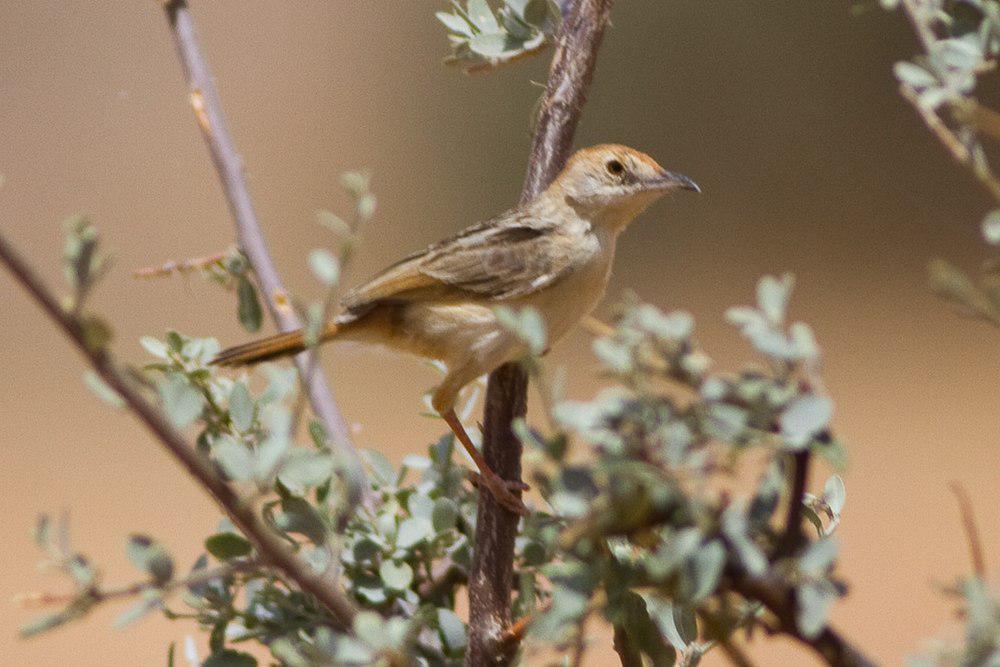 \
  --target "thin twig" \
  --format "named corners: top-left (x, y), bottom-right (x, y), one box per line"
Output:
top-left (0, 232), bottom-right (357, 628)
top-left (948, 481), bottom-right (987, 578)
top-left (159, 0), bottom-right (366, 503)
top-left (20, 558), bottom-right (259, 609)
top-left (466, 2), bottom-right (615, 664)
top-left (132, 249), bottom-right (229, 279)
